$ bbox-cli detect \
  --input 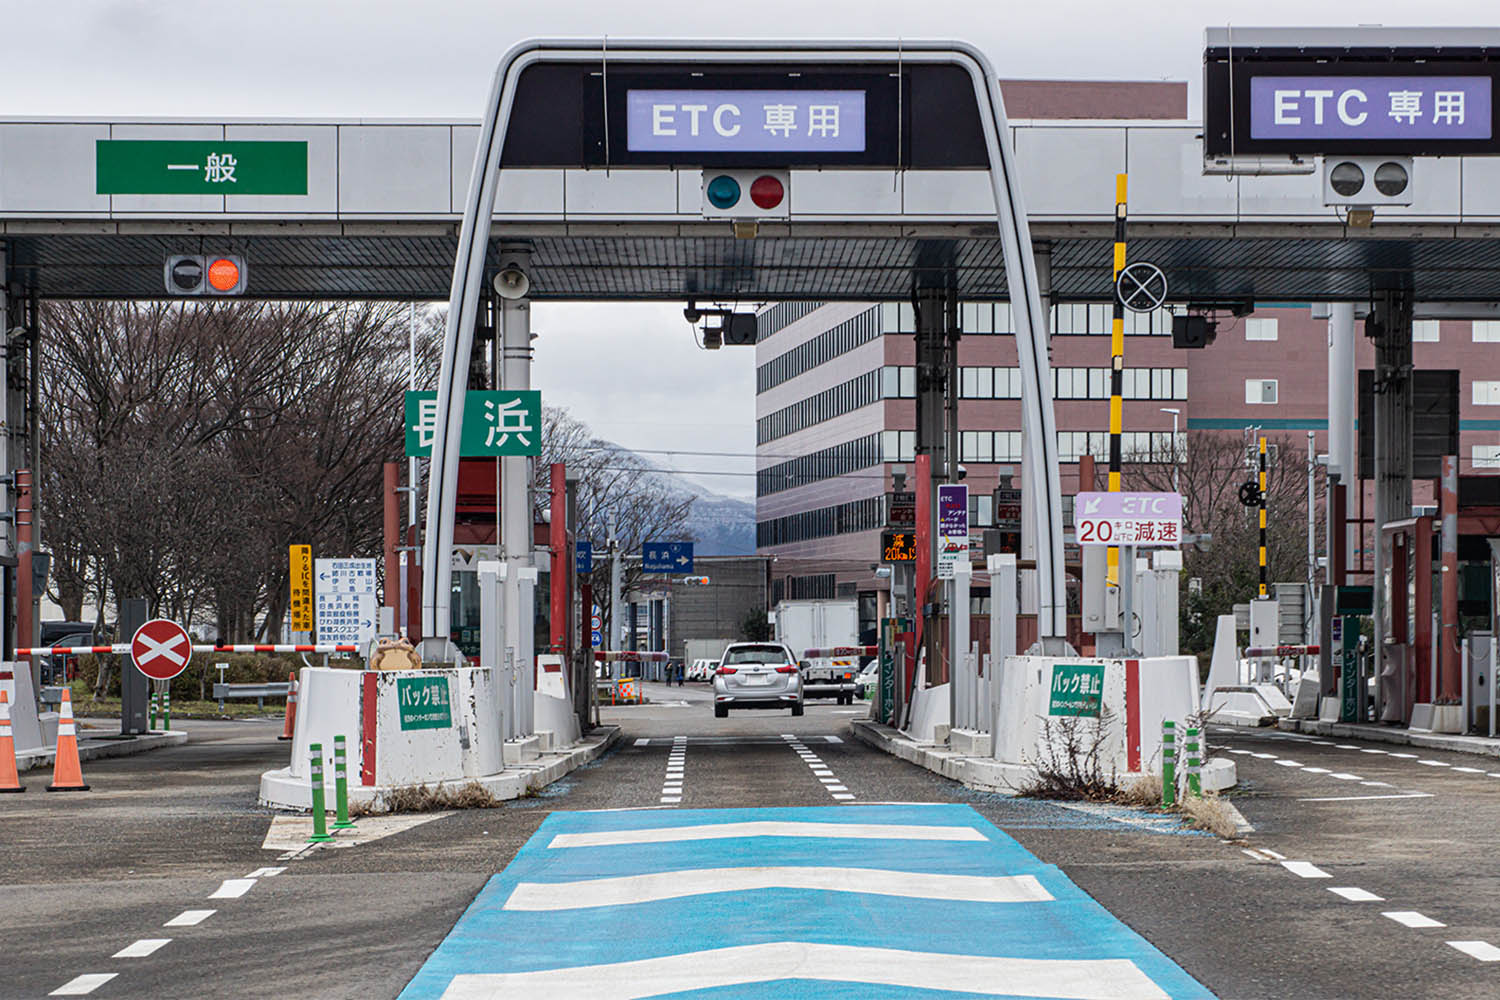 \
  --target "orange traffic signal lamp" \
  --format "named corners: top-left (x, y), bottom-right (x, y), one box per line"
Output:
top-left (164, 254), bottom-right (248, 296)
